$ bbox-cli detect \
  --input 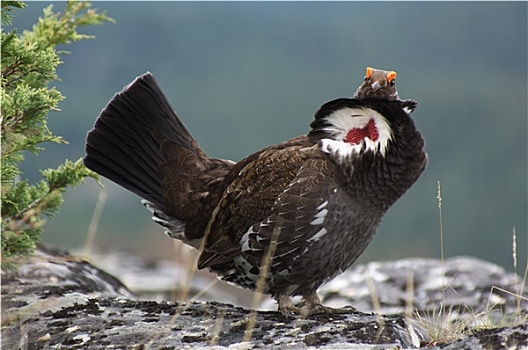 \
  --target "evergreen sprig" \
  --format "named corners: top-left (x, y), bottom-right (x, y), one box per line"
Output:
top-left (1, 1), bottom-right (112, 264)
